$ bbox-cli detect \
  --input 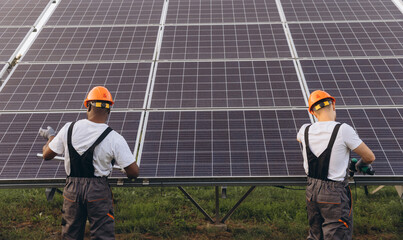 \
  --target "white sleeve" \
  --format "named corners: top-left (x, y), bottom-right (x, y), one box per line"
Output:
top-left (342, 124), bottom-right (363, 150)
top-left (48, 122), bottom-right (70, 155)
top-left (297, 123), bottom-right (310, 142)
top-left (112, 133), bottom-right (135, 169)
